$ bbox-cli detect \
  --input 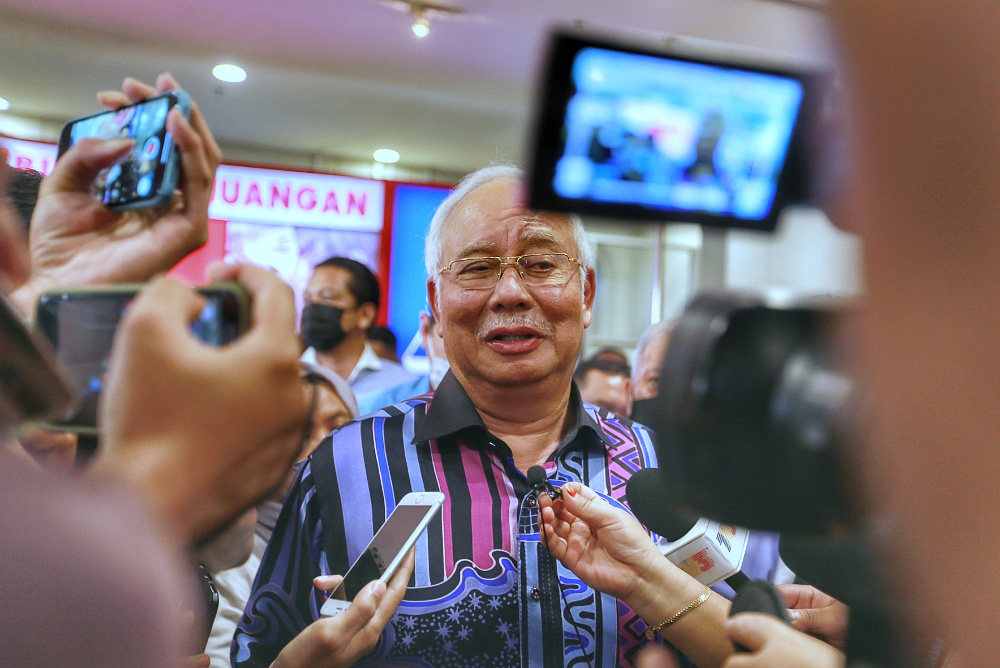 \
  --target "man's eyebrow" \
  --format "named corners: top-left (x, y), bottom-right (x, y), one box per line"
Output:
top-left (450, 222), bottom-right (567, 260)
top-left (453, 240), bottom-right (501, 259)
top-left (517, 224), bottom-right (564, 249)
